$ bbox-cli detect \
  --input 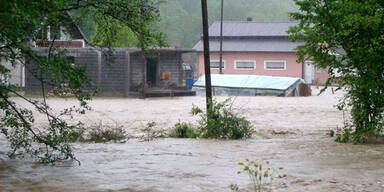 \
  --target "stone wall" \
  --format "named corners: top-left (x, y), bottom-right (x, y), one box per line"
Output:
top-left (0, 59), bottom-right (24, 87)
top-left (129, 52), bottom-right (143, 89)
top-left (158, 52), bottom-right (182, 86)
top-left (25, 48), bottom-right (130, 96)
top-left (99, 50), bottom-right (130, 95)
top-left (24, 48), bottom-right (184, 96)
